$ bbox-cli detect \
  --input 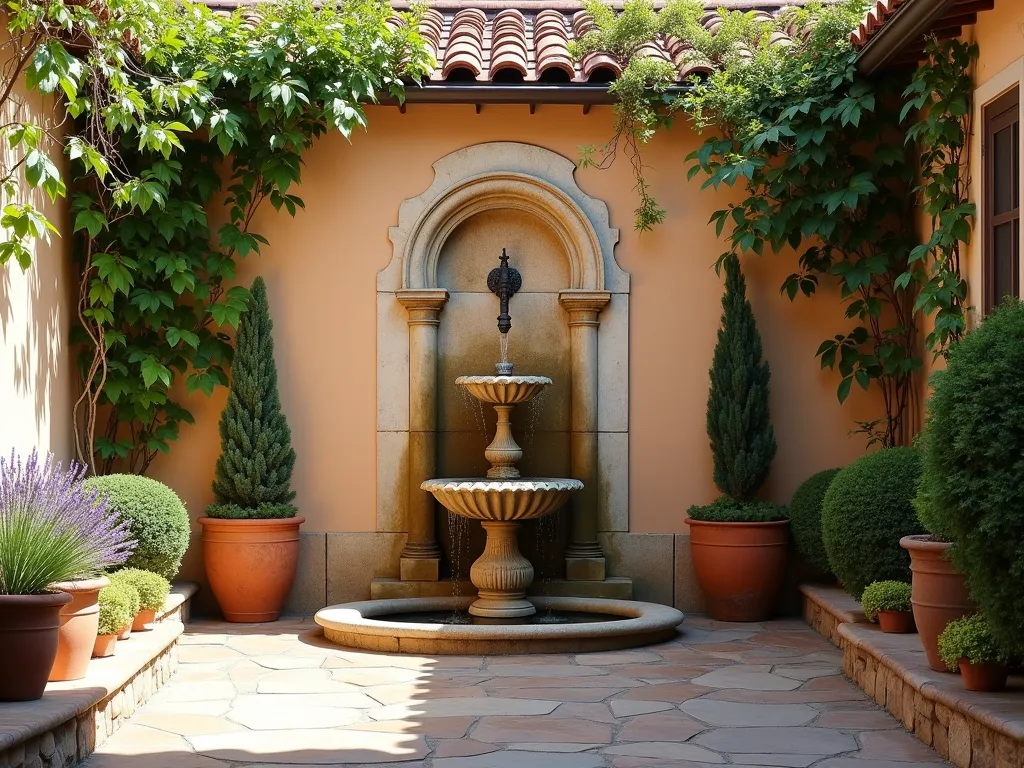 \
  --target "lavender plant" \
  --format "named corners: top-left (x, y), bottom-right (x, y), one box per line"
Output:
top-left (0, 450), bottom-right (135, 595)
